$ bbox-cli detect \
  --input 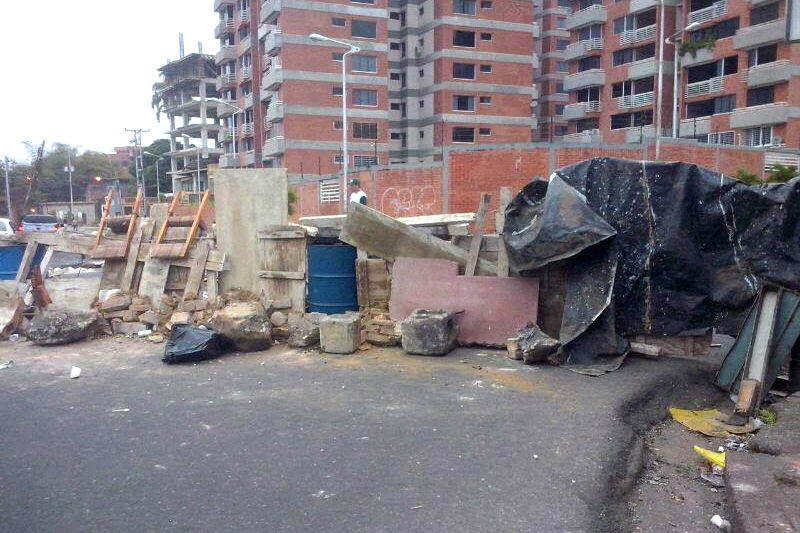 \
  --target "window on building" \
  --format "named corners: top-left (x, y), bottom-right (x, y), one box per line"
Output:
top-left (742, 126), bottom-right (772, 146)
top-left (452, 127), bottom-right (475, 142)
top-left (351, 20), bottom-right (377, 38)
top-left (576, 86), bottom-right (601, 102)
top-left (353, 155), bottom-right (378, 166)
top-left (353, 122), bottom-right (378, 139)
top-left (453, 95), bottom-right (475, 111)
top-left (454, 0), bottom-right (477, 15)
top-left (453, 30), bottom-right (476, 47)
top-left (352, 55), bottom-right (377, 72)
top-left (453, 63), bottom-right (475, 79)
top-left (390, 41), bottom-right (401, 50)
top-left (332, 52), bottom-right (343, 62)
top-left (390, 11), bottom-right (401, 19)
top-left (557, 61), bottom-right (569, 72)
top-left (353, 89), bottom-right (378, 106)
top-left (610, 110), bottom-right (653, 129)
top-left (333, 120), bottom-right (343, 129)
top-left (481, 1), bottom-right (493, 8)
top-left (391, 132), bottom-right (402, 139)
top-left (479, 128), bottom-right (491, 136)
top-left (419, 68), bottom-right (424, 77)
top-left (706, 131), bottom-right (736, 145)
top-left (390, 72), bottom-right (400, 80)
top-left (332, 85), bottom-right (343, 96)
top-left (334, 155), bottom-right (344, 163)
top-left (419, 99), bottom-right (425, 108)
top-left (480, 32), bottom-right (492, 41)
top-left (555, 104), bottom-right (565, 115)
top-left (750, 2), bottom-right (779, 25)
top-left (556, 82), bottom-right (565, 93)
top-left (480, 64), bottom-right (492, 73)
top-left (320, 179), bottom-right (341, 203)
top-left (352, 0), bottom-right (375, 3)
top-left (686, 94), bottom-right (736, 118)
top-left (747, 85), bottom-right (775, 106)
top-left (578, 24), bottom-right (603, 40)
top-left (556, 39), bottom-right (569, 50)
top-left (390, 102), bottom-right (401, 110)
top-left (578, 55), bottom-right (601, 71)
top-left (576, 118), bottom-right (599, 132)
top-left (479, 96), bottom-right (492, 104)
top-left (688, 17), bottom-right (739, 42)
top-left (715, 94), bottom-right (736, 114)
top-left (332, 17), bottom-right (346, 26)
top-left (748, 44), bottom-right (778, 67)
